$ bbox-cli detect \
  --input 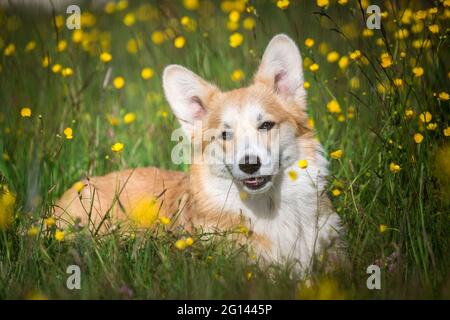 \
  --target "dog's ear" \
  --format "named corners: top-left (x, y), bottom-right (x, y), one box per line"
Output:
top-left (254, 34), bottom-right (306, 105)
top-left (163, 65), bottom-right (218, 135)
